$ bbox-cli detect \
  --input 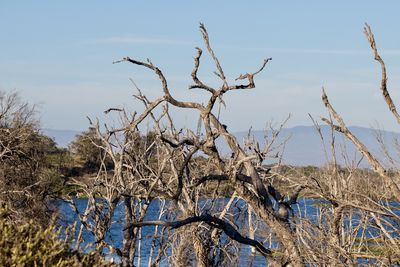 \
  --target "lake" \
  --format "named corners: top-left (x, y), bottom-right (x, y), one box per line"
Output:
top-left (55, 198), bottom-right (399, 266)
